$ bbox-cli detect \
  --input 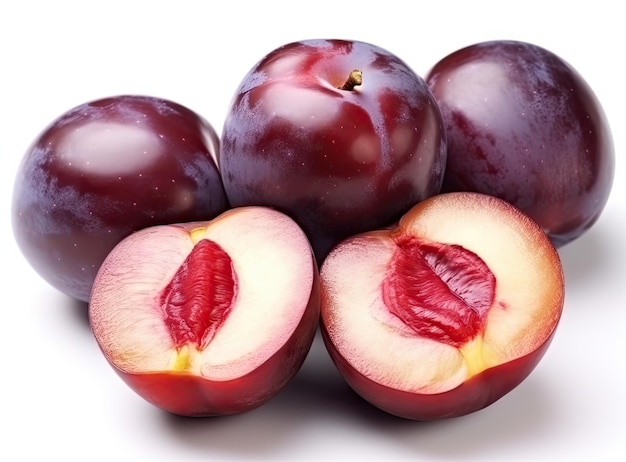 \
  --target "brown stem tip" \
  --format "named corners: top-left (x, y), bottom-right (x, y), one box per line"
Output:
top-left (339, 69), bottom-right (363, 91)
